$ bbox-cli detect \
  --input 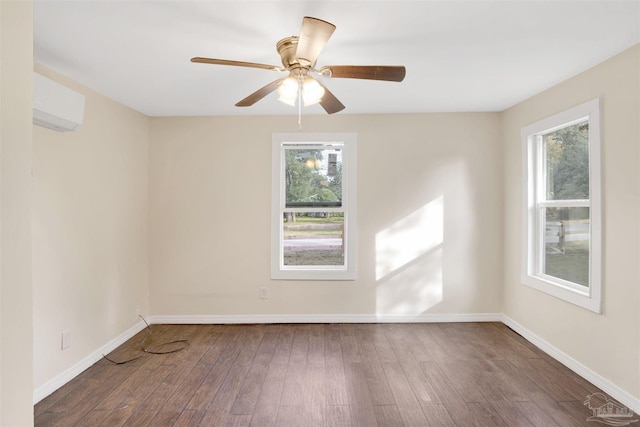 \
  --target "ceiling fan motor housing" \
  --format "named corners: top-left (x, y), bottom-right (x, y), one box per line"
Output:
top-left (277, 36), bottom-right (311, 71)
